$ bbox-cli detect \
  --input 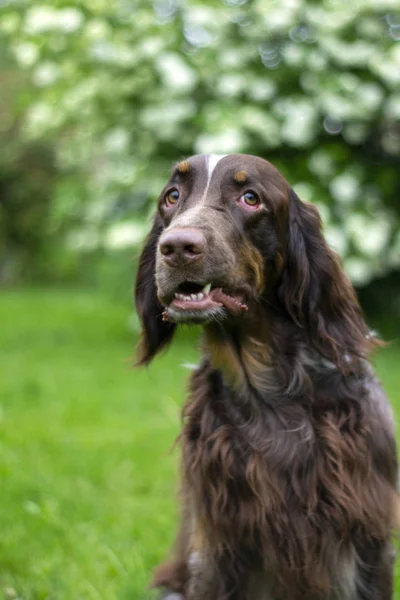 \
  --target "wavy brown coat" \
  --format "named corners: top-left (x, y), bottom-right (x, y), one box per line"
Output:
top-left (135, 154), bottom-right (399, 600)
